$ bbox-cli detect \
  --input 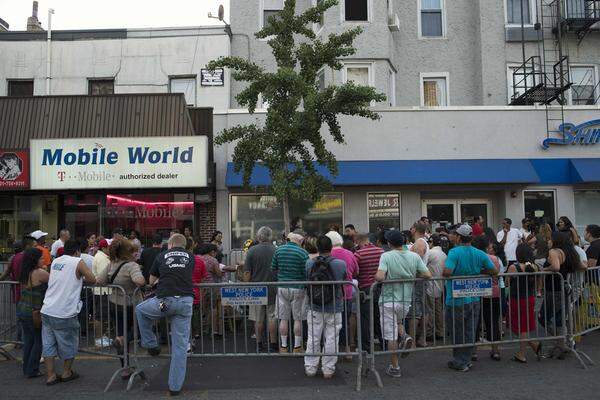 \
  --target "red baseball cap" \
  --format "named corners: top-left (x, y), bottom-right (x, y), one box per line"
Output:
top-left (56, 247), bottom-right (65, 257)
top-left (98, 239), bottom-right (110, 249)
